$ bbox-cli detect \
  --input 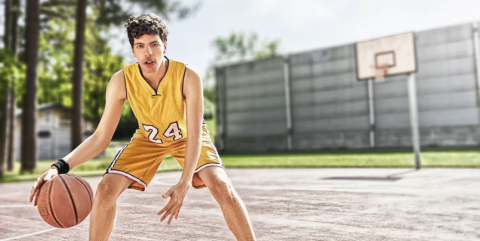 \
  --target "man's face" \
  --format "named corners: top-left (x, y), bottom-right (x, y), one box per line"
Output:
top-left (132, 34), bottom-right (167, 73)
